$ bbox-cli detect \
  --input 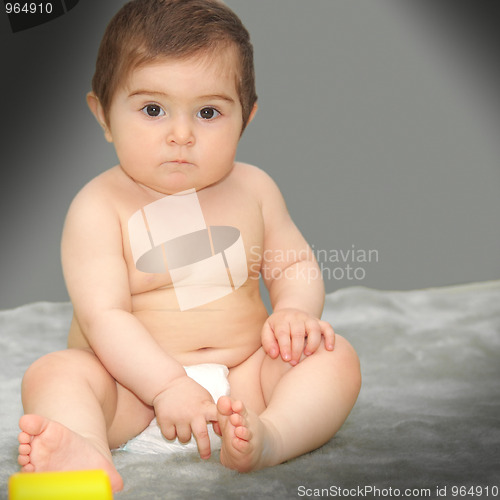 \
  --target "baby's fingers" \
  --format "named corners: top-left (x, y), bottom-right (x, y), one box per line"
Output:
top-left (304, 320), bottom-right (322, 356)
top-left (175, 423), bottom-right (192, 444)
top-left (290, 322), bottom-right (306, 365)
top-left (191, 415), bottom-right (212, 460)
top-left (160, 423), bottom-right (176, 441)
top-left (320, 320), bottom-right (335, 350)
top-left (261, 321), bottom-right (280, 359)
top-left (274, 324), bottom-right (292, 362)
